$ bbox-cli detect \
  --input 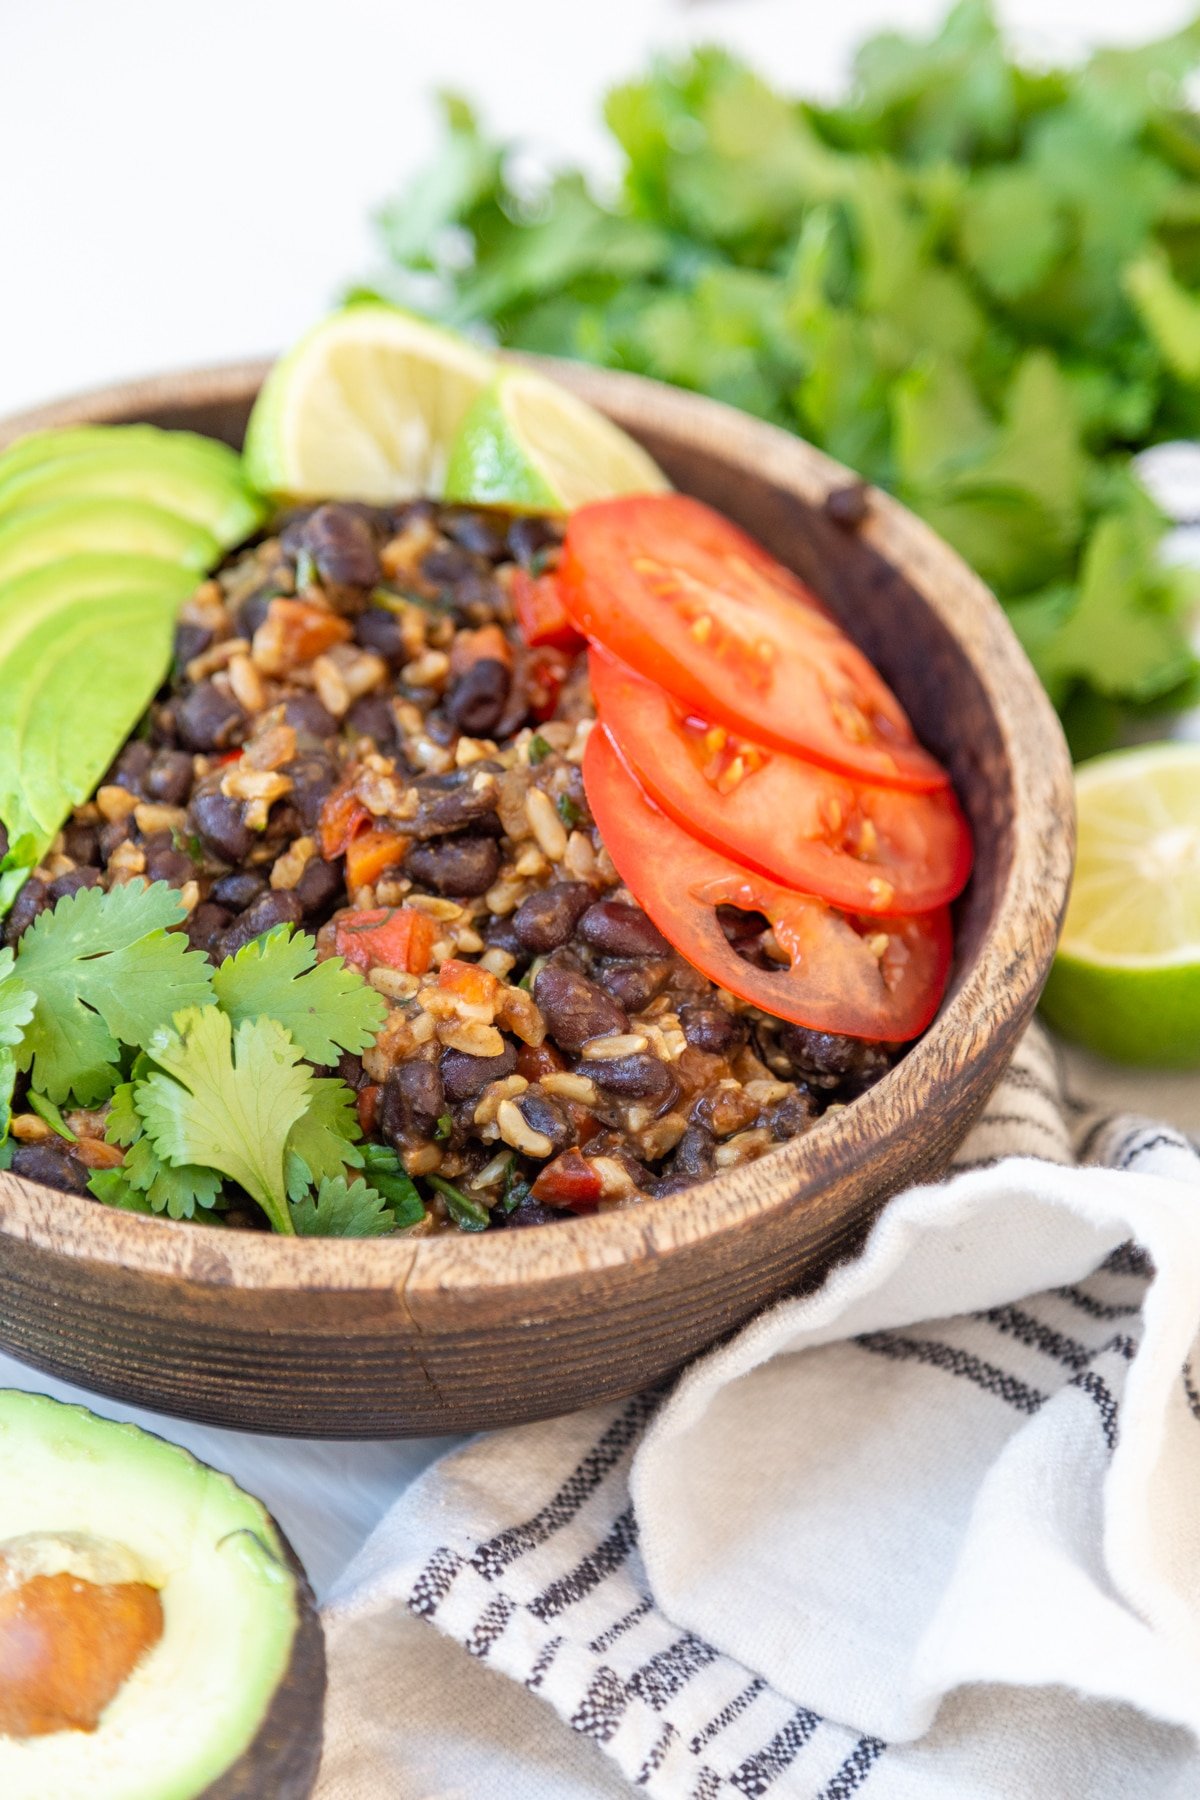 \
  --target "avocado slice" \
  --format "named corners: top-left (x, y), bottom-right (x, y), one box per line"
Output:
top-left (0, 439), bottom-right (263, 548)
top-left (0, 1390), bottom-right (324, 1799)
top-left (0, 556), bottom-right (196, 867)
top-left (0, 499), bottom-right (220, 586)
top-left (0, 425), bottom-right (242, 486)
